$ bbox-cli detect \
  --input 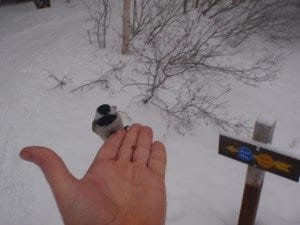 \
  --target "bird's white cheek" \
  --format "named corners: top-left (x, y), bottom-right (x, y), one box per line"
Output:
top-left (110, 107), bottom-right (117, 115)
top-left (93, 124), bottom-right (106, 140)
